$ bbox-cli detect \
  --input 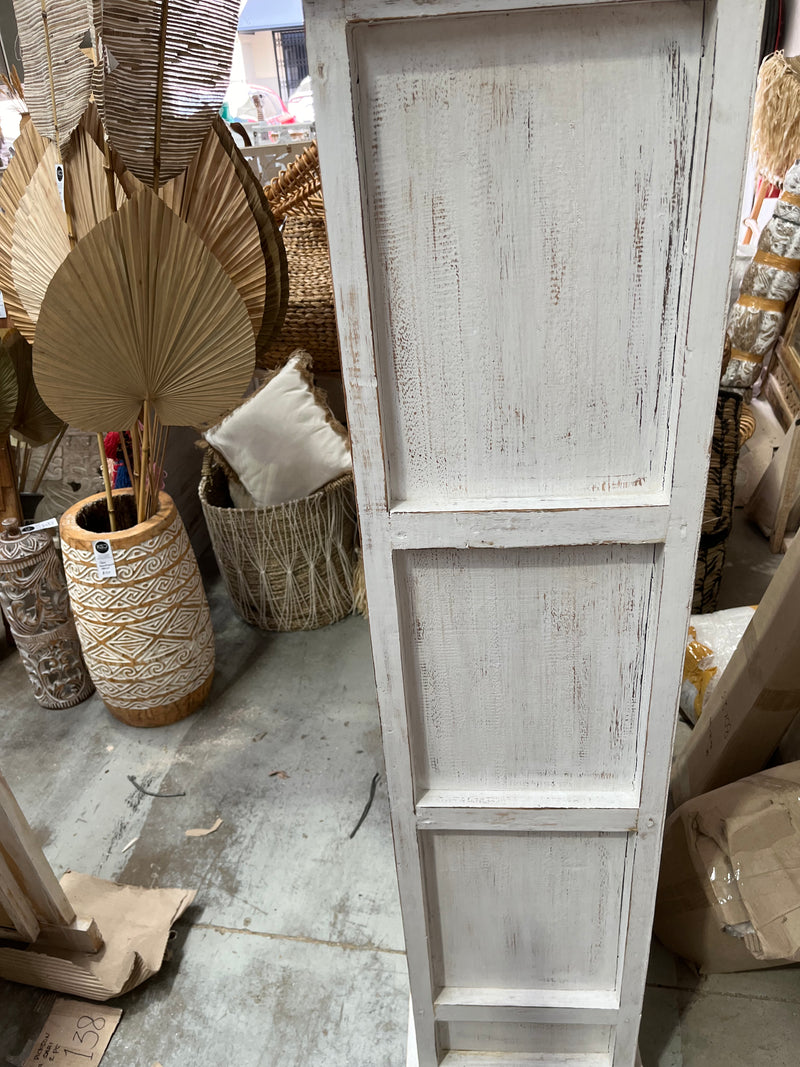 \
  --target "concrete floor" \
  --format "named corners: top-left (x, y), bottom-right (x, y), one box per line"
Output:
top-left (0, 508), bottom-right (796, 1066)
